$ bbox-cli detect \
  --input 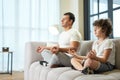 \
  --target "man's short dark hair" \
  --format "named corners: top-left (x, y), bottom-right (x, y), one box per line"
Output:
top-left (64, 12), bottom-right (75, 24)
